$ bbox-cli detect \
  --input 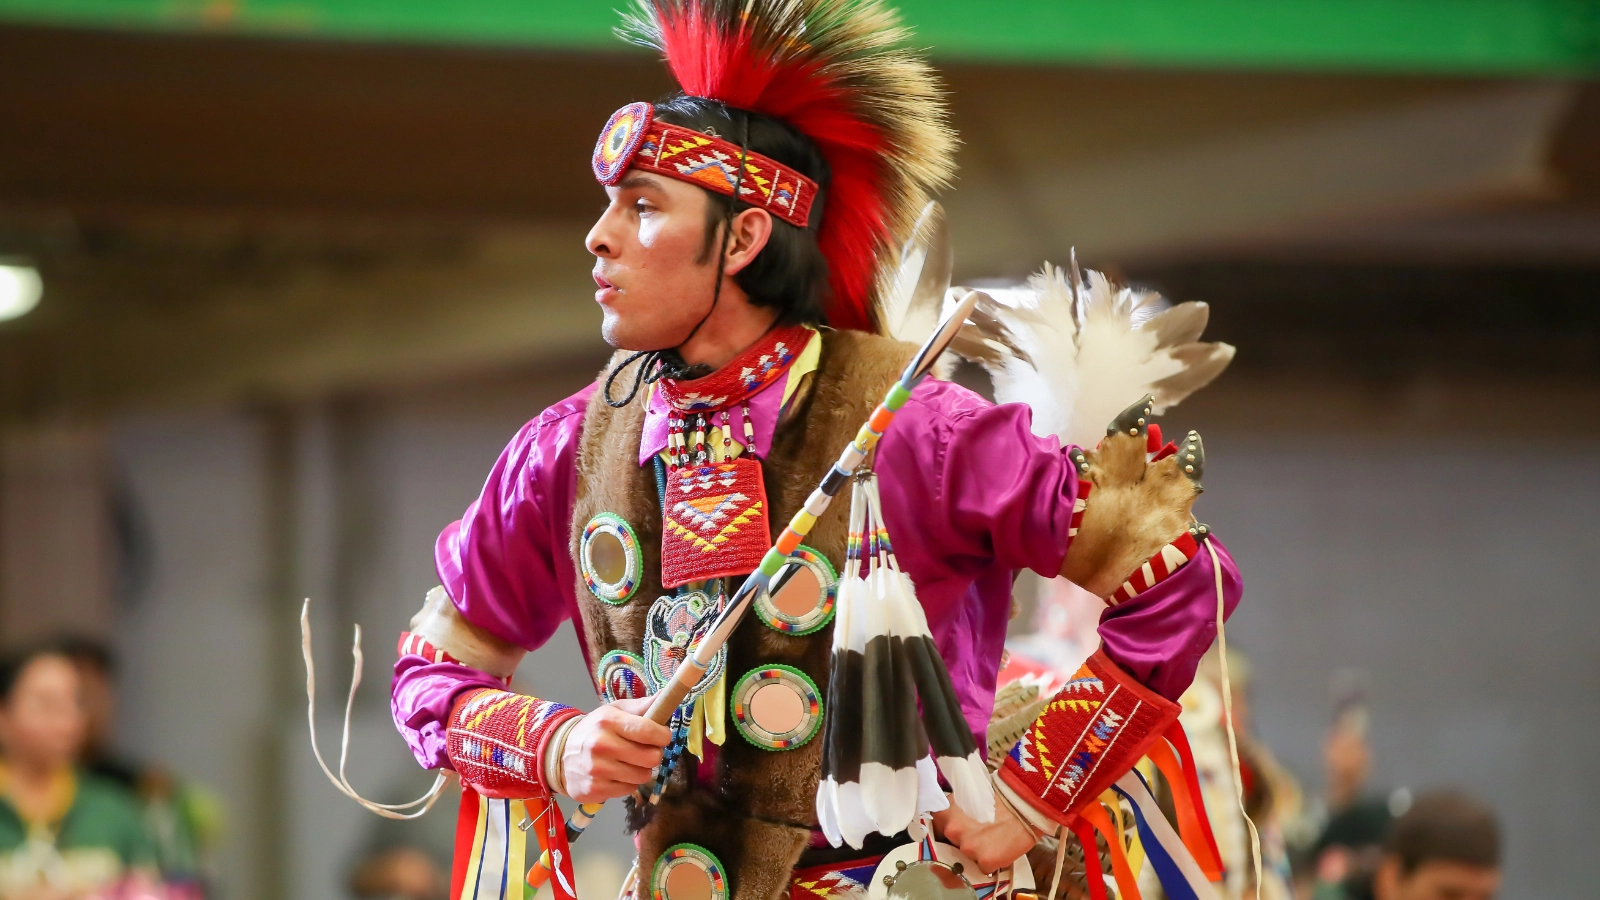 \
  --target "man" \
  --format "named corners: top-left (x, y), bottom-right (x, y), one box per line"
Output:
top-left (389, 1), bottom-right (1242, 897)
top-left (1372, 792), bottom-right (1500, 900)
